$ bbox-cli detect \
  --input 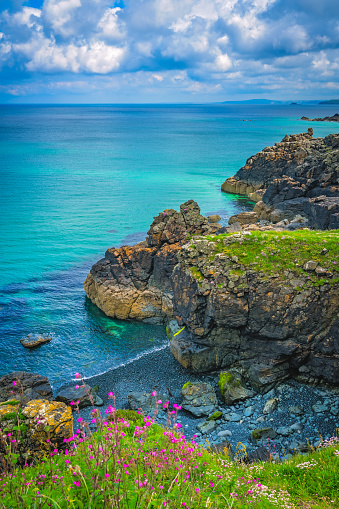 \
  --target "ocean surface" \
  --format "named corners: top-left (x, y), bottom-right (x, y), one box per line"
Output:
top-left (1, 103), bottom-right (339, 389)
